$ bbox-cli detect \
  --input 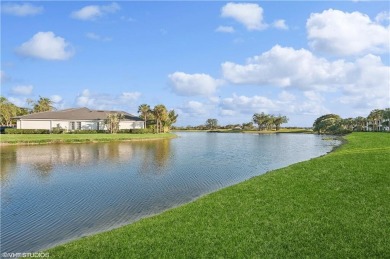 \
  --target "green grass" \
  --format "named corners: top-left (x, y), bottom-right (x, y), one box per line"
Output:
top-left (0, 133), bottom-right (176, 144)
top-left (47, 132), bottom-right (389, 258)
